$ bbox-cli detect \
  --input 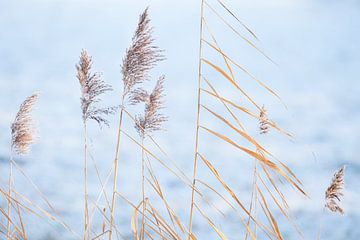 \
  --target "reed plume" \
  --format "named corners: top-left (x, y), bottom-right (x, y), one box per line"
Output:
top-left (259, 105), bottom-right (269, 135)
top-left (122, 7), bottom-right (164, 98)
top-left (325, 166), bottom-right (346, 215)
top-left (11, 93), bottom-right (38, 155)
top-left (109, 8), bottom-right (164, 239)
top-left (76, 49), bottom-right (115, 240)
top-left (76, 49), bottom-right (116, 127)
top-left (131, 75), bottom-right (167, 240)
top-left (133, 75), bottom-right (167, 137)
top-left (8, 93), bottom-right (38, 239)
